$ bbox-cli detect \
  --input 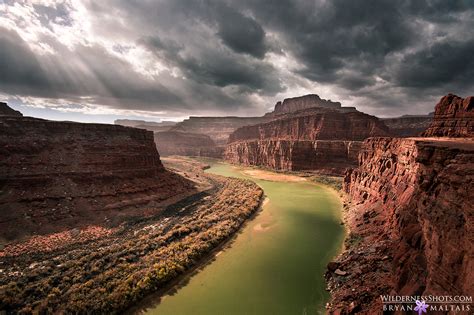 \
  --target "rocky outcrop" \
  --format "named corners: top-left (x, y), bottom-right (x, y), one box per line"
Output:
top-left (327, 137), bottom-right (474, 313)
top-left (171, 116), bottom-right (270, 145)
top-left (422, 93), bottom-right (474, 137)
top-left (154, 131), bottom-right (223, 158)
top-left (264, 94), bottom-right (357, 117)
top-left (0, 102), bottom-right (22, 116)
top-left (382, 114), bottom-right (433, 137)
top-left (114, 119), bottom-right (176, 132)
top-left (230, 109), bottom-right (390, 143)
top-left (225, 140), bottom-right (361, 174)
top-left (0, 116), bottom-right (194, 240)
top-left (225, 107), bottom-right (389, 174)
